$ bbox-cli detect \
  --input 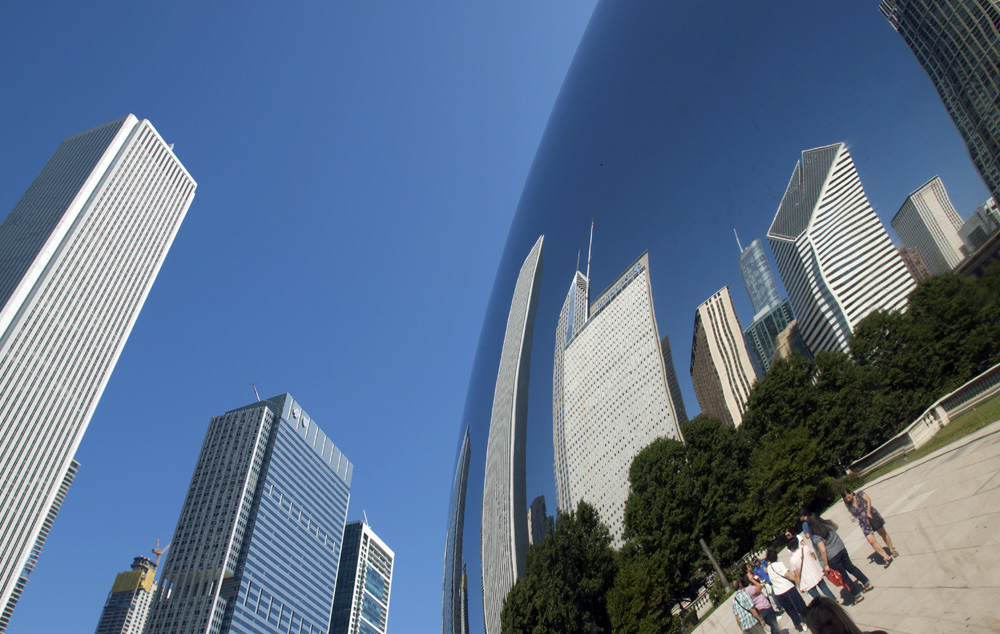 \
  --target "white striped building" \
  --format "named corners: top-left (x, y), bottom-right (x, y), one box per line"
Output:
top-left (891, 176), bottom-right (966, 274)
top-left (552, 271), bottom-right (588, 514)
top-left (480, 236), bottom-right (543, 634)
top-left (0, 115), bottom-right (196, 613)
top-left (767, 143), bottom-right (913, 354)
